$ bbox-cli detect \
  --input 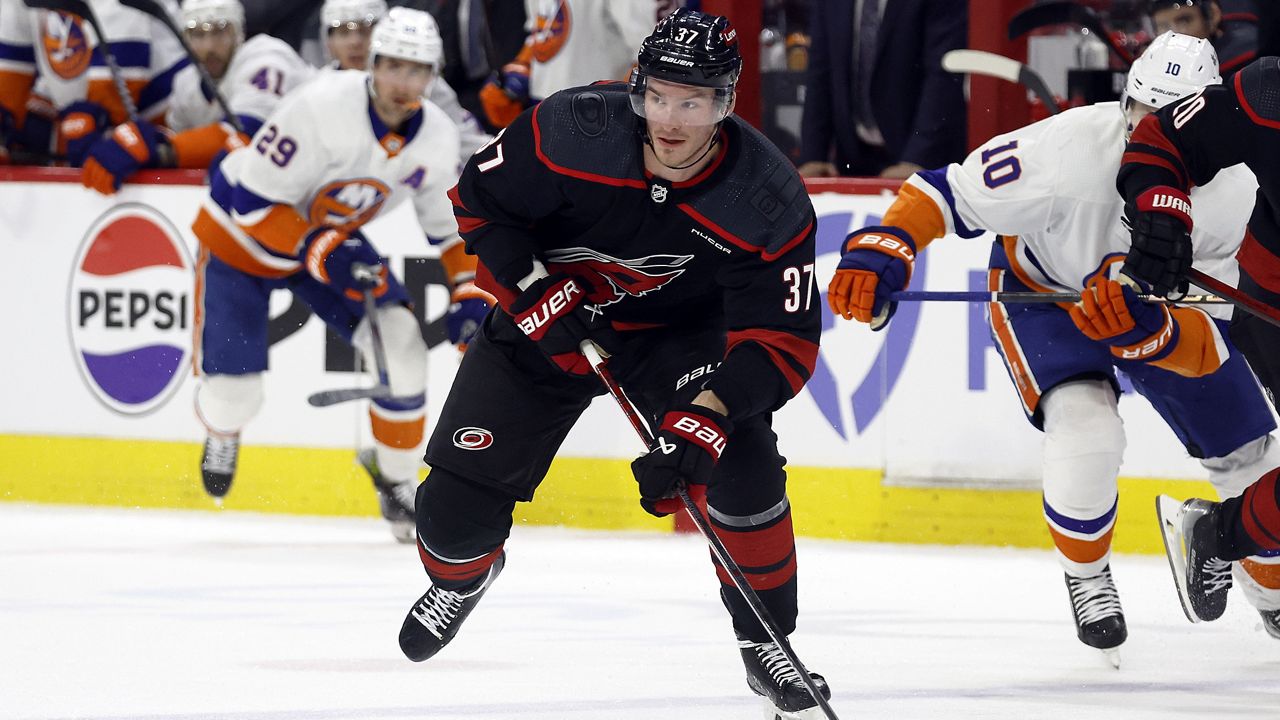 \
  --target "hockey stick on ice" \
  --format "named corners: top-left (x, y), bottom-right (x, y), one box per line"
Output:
top-left (942, 49), bottom-right (1062, 115)
top-left (116, 0), bottom-right (244, 134)
top-left (580, 341), bottom-right (841, 720)
top-left (308, 264), bottom-right (394, 407)
top-left (24, 0), bottom-right (139, 122)
top-left (891, 289), bottom-right (1228, 304)
top-left (1186, 268), bottom-right (1280, 330)
top-left (1007, 0), bottom-right (1134, 67)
